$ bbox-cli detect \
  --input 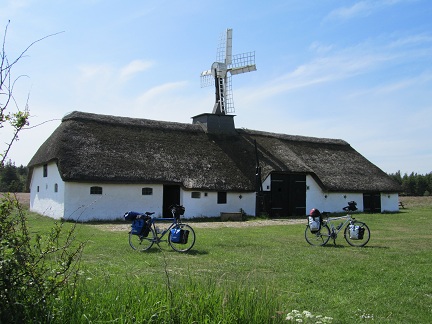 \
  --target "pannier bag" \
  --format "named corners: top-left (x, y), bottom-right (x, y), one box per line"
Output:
top-left (308, 216), bottom-right (321, 233)
top-left (170, 228), bottom-right (189, 244)
top-left (308, 208), bottom-right (322, 233)
top-left (131, 219), bottom-right (145, 235)
top-left (349, 224), bottom-right (365, 240)
top-left (131, 218), bottom-right (151, 237)
top-left (124, 211), bottom-right (142, 221)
